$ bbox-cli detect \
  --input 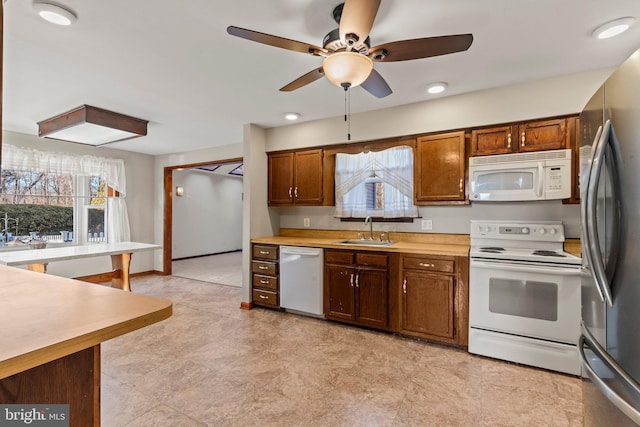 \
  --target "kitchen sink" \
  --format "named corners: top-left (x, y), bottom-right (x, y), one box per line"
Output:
top-left (333, 239), bottom-right (395, 247)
